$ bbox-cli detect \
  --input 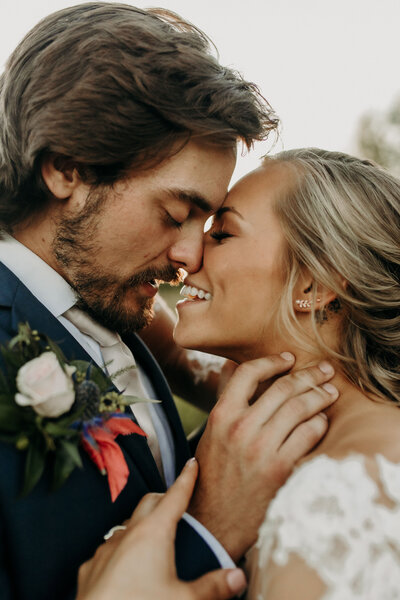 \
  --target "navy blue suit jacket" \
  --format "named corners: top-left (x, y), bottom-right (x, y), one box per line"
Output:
top-left (0, 262), bottom-right (221, 599)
